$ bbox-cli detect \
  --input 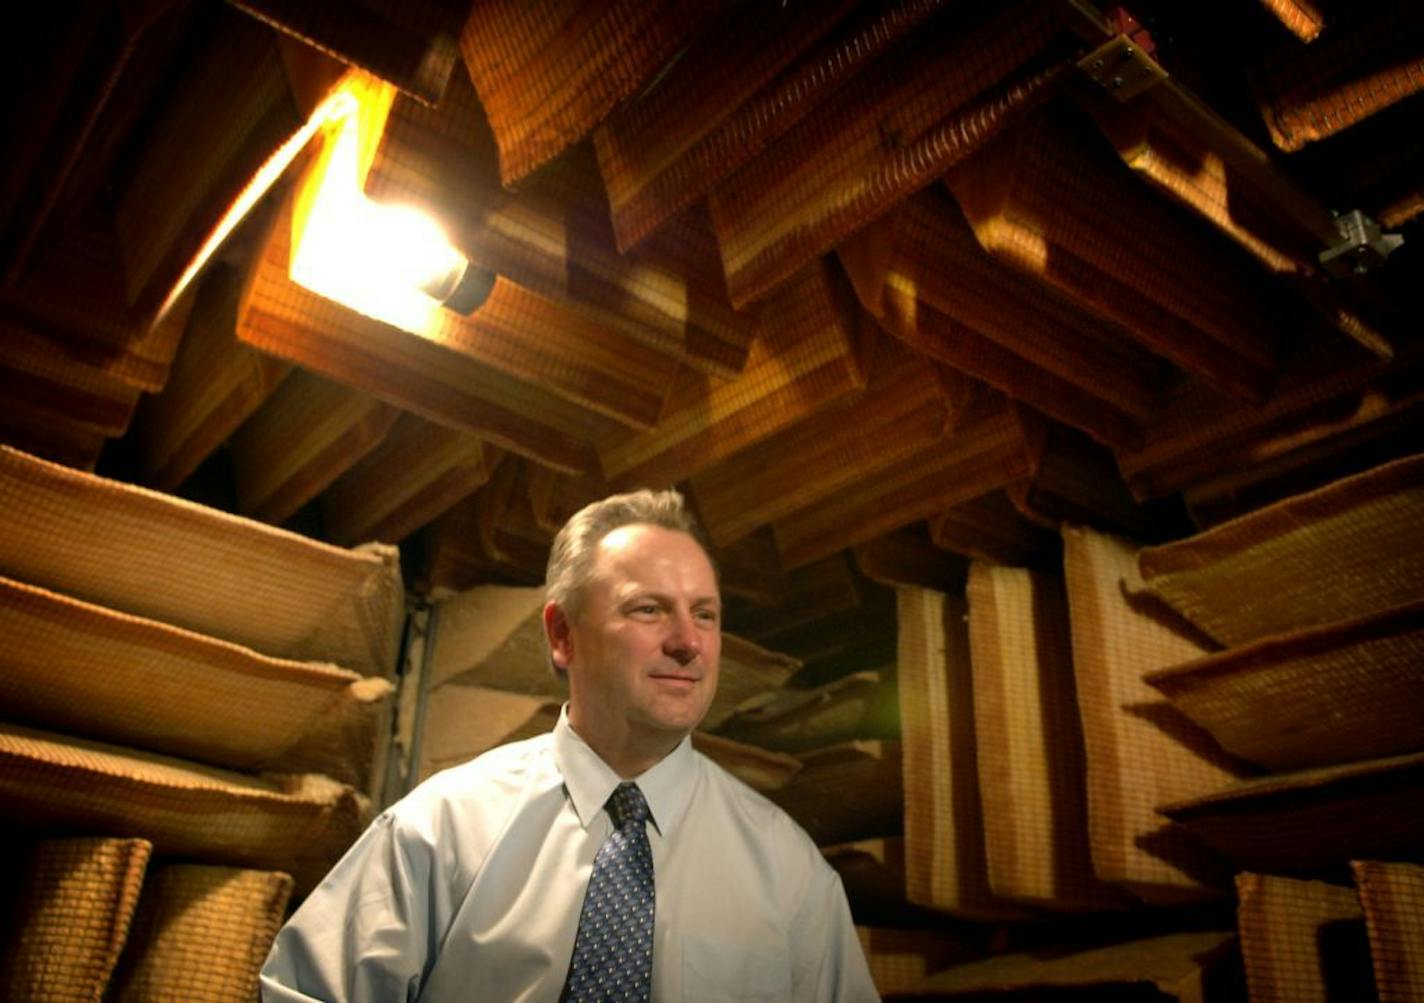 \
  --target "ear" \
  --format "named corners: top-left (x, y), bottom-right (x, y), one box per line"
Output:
top-left (543, 600), bottom-right (574, 673)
